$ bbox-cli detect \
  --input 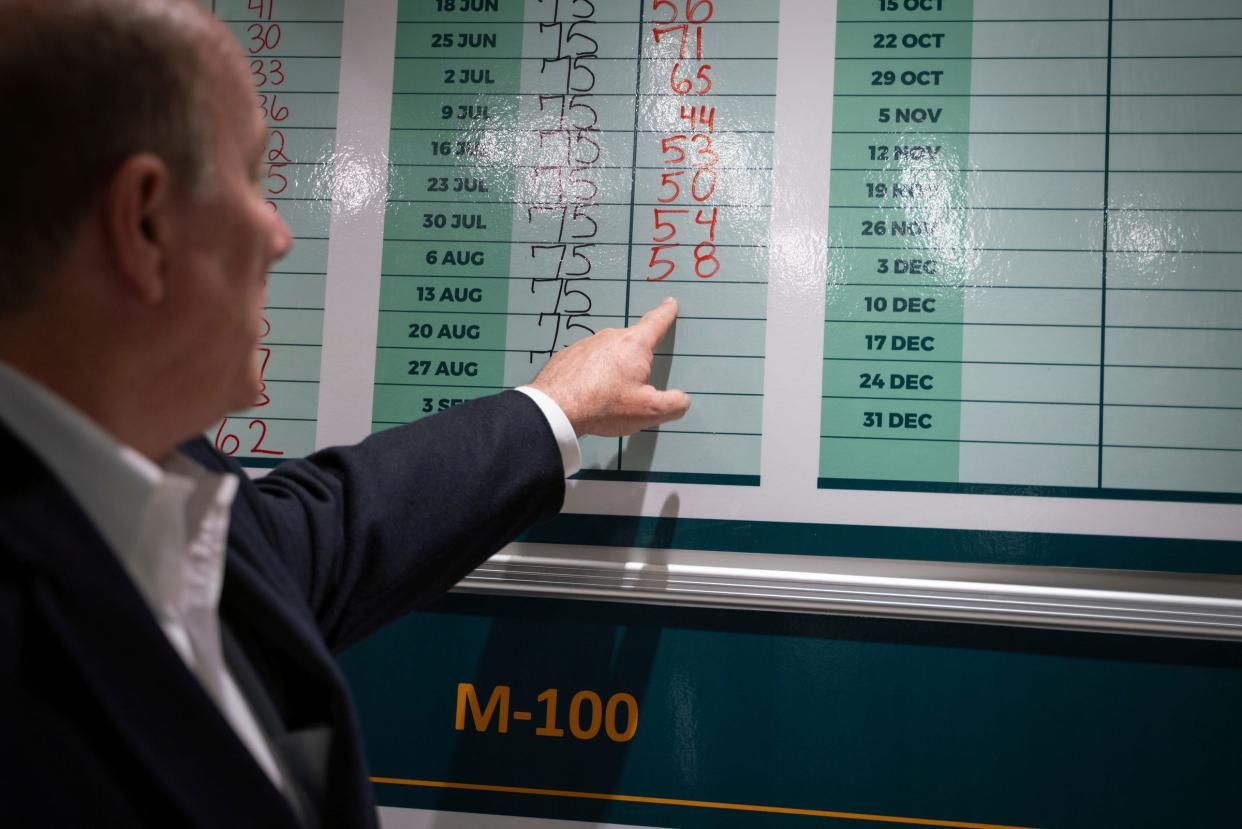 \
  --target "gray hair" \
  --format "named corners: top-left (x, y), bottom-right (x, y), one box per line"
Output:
top-left (0, 0), bottom-right (218, 312)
